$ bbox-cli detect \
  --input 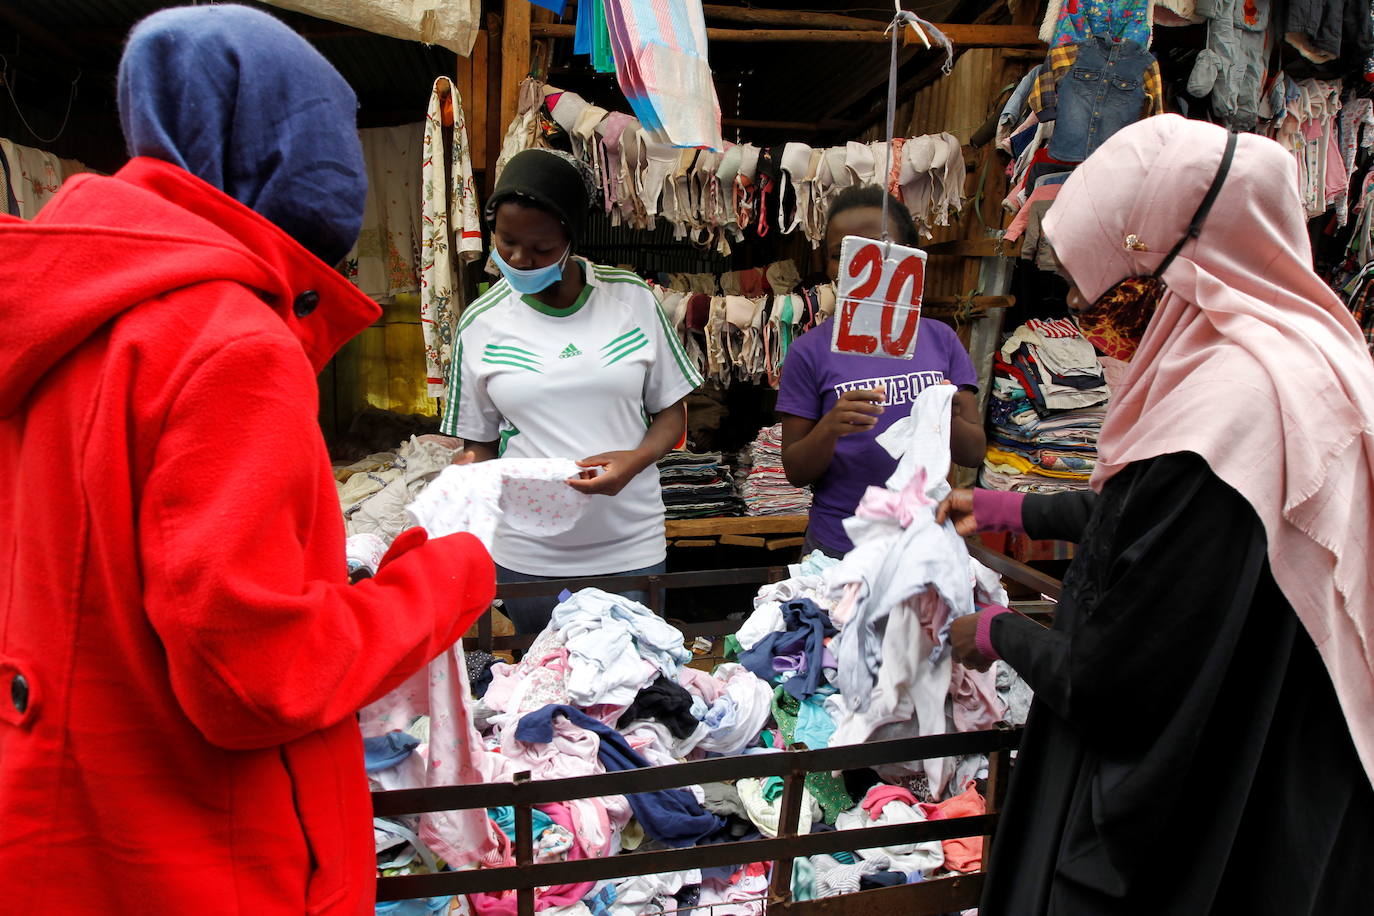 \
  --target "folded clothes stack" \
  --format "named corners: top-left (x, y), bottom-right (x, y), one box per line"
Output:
top-left (980, 319), bottom-right (1108, 493)
top-left (739, 424), bottom-right (812, 516)
top-left (658, 450), bottom-right (743, 519)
